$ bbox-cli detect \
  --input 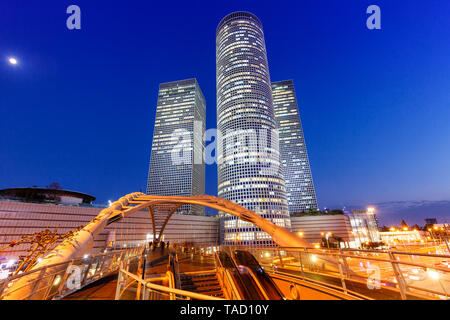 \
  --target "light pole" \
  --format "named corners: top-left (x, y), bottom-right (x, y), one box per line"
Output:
top-left (428, 228), bottom-right (436, 245)
top-left (437, 225), bottom-right (450, 253)
top-left (354, 229), bottom-right (363, 249)
top-left (443, 223), bottom-right (450, 254)
top-left (325, 232), bottom-right (332, 249)
top-left (433, 226), bottom-right (441, 247)
top-left (367, 207), bottom-right (376, 243)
